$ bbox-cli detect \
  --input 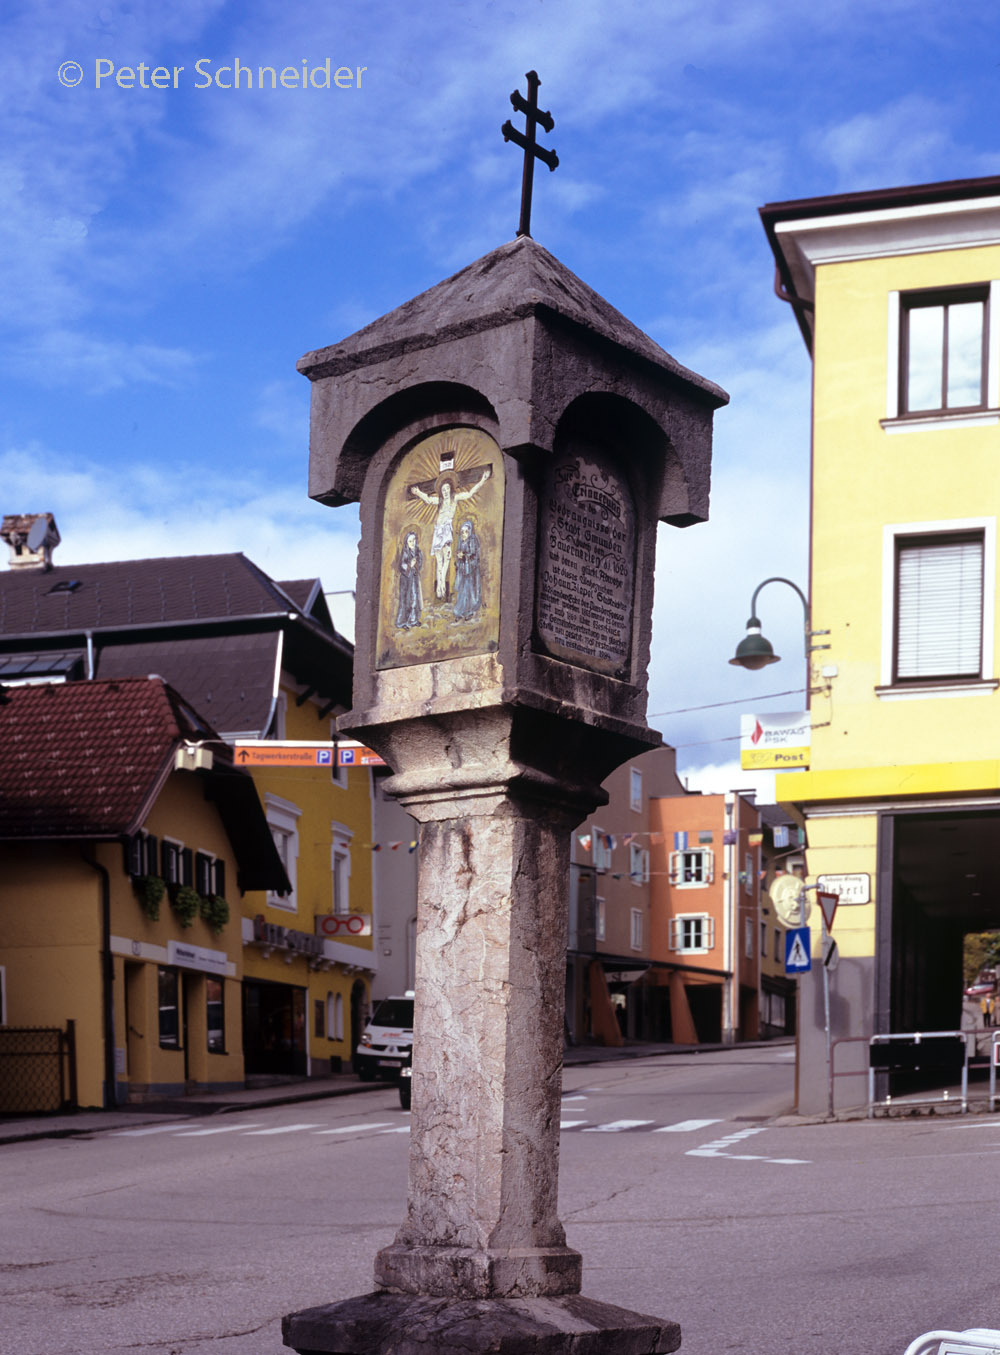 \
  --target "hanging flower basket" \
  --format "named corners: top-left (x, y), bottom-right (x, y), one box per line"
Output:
top-left (134, 875), bottom-right (165, 922)
top-left (199, 894), bottom-right (230, 936)
top-left (173, 885), bottom-right (201, 929)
